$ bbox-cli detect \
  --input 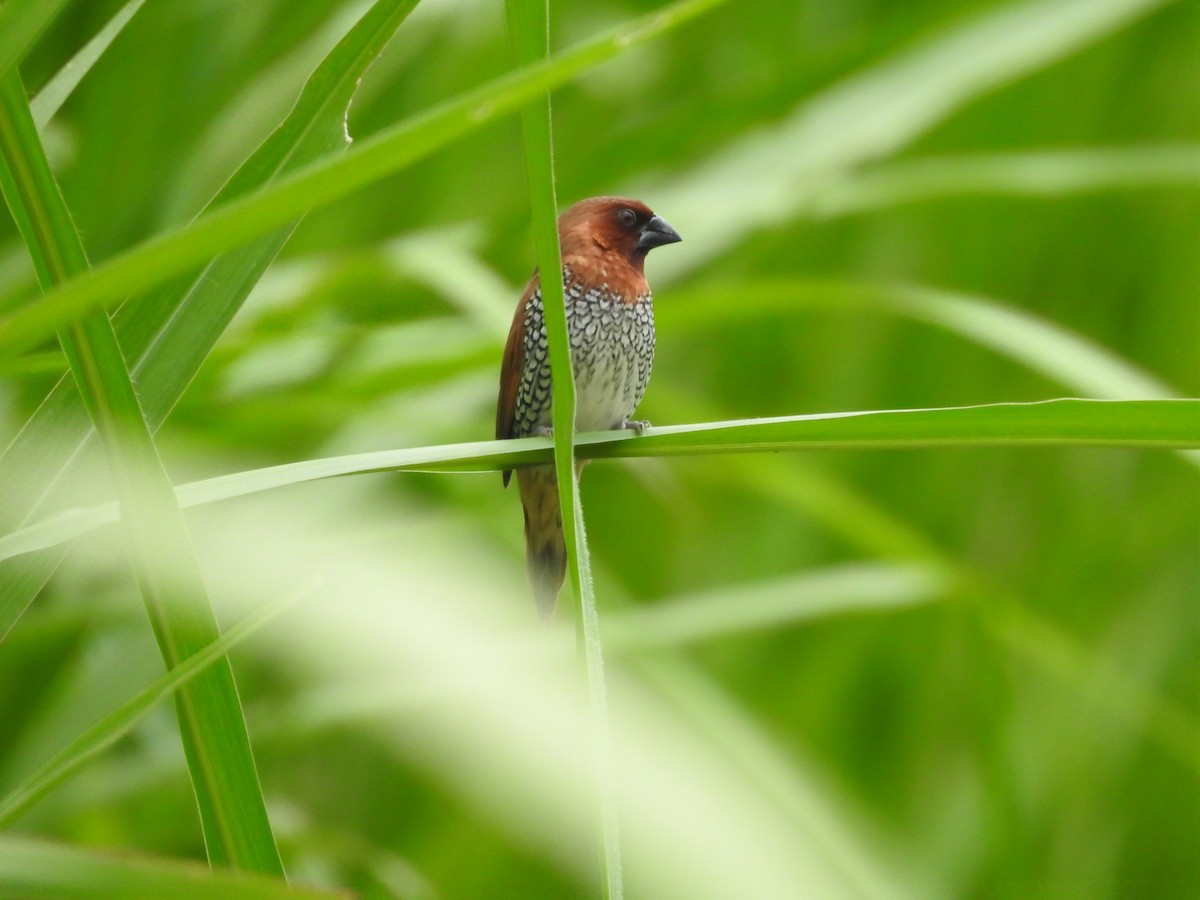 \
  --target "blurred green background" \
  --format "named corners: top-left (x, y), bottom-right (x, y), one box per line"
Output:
top-left (1, 0), bottom-right (1196, 897)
